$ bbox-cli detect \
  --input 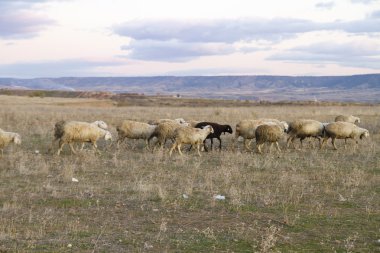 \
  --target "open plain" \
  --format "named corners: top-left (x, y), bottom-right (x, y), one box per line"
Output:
top-left (0, 95), bottom-right (379, 252)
